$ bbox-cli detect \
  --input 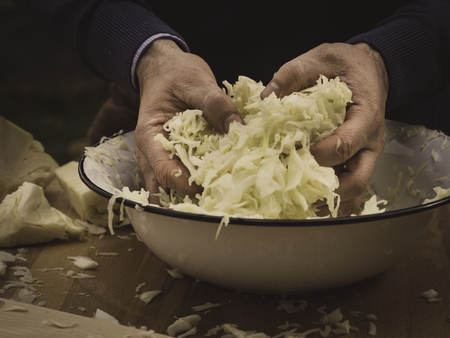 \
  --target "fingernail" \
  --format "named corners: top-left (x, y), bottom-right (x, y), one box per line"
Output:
top-left (260, 81), bottom-right (281, 99)
top-left (223, 113), bottom-right (243, 133)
